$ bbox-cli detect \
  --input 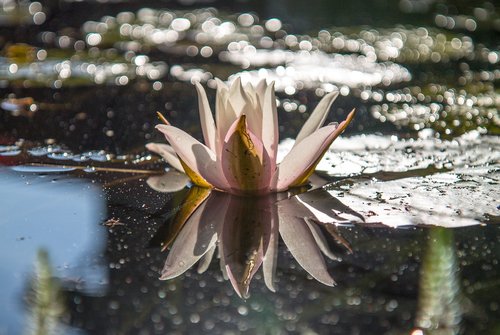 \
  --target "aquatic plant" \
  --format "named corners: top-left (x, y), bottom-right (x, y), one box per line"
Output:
top-left (147, 78), bottom-right (355, 195)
